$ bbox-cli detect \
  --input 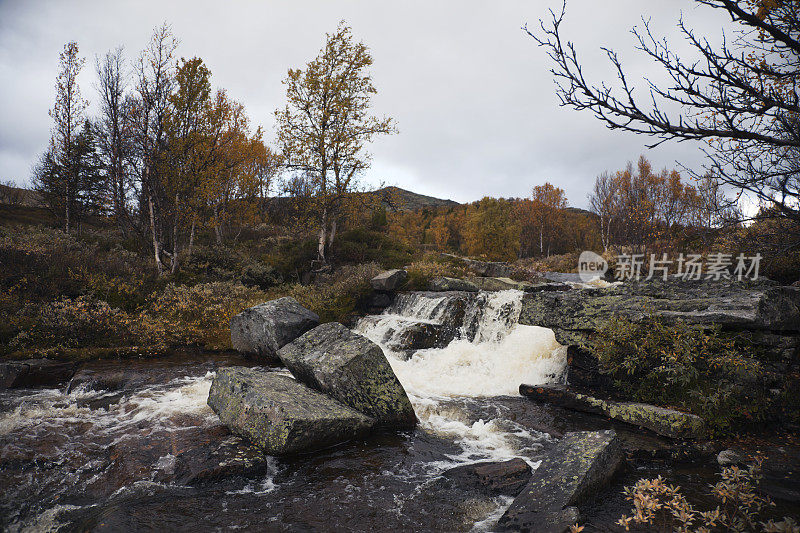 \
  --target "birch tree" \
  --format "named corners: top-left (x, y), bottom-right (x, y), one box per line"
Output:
top-left (276, 22), bottom-right (396, 264)
top-left (47, 41), bottom-right (87, 233)
top-left (133, 23), bottom-right (178, 275)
